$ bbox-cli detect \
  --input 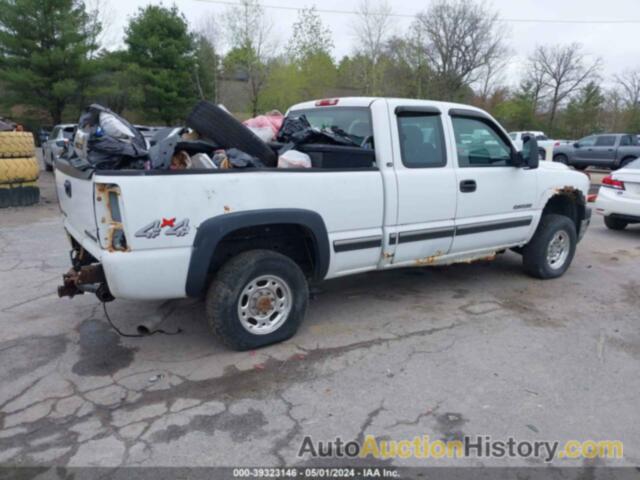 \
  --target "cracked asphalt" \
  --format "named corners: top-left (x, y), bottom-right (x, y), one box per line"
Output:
top-left (1, 171), bottom-right (639, 473)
